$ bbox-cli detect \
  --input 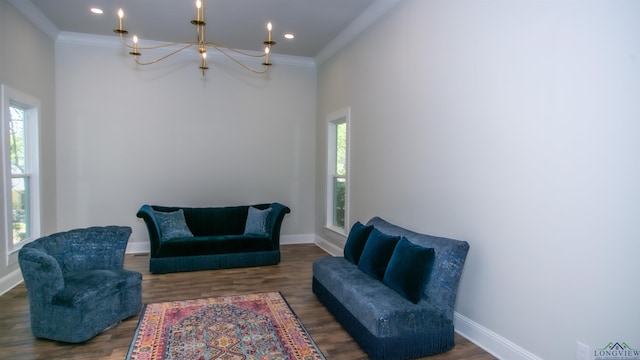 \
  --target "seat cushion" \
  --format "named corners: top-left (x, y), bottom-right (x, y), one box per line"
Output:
top-left (155, 235), bottom-right (274, 257)
top-left (313, 256), bottom-right (450, 338)
top-left (53, 269), bottom-right (141, 310)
